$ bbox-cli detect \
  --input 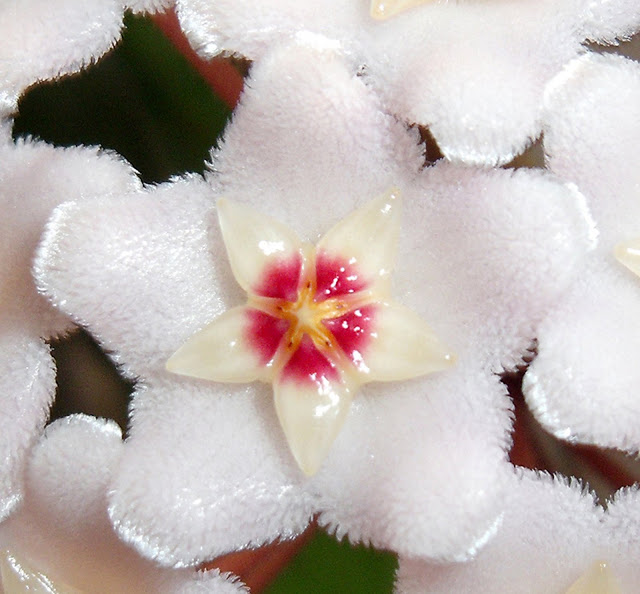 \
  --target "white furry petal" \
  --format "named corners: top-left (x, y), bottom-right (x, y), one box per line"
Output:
top-left (396, 469), bottom-right (640, 593)
top-left (1, 132), bottom-right (140, 338)
top-left (36, 177), bottom-right (231, 380)
top-left (209, 43), bottom-right (423, 237)
top-left (0, 326), bottom-right (54, 522)
top-left (574, 0), bottom-right (640, 44)
top-left (0, 415), bottom-right (246, 593)
top-left (402, 163), bottom-right (595, 370)
top-left (35, 47), bottom-right (595, 567)
top-left (0, 0), bottom-right (125, 114)
top-left (126, 0), bottom-right (175, 13)
top-left (0, 129), bottom-right (139, 520)
top-left (366, 1), bottom-right (580, 165)
top-left (175, 0), bottom-right (640, 165)
top-left (524, 53), bottom-right (640, 452)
